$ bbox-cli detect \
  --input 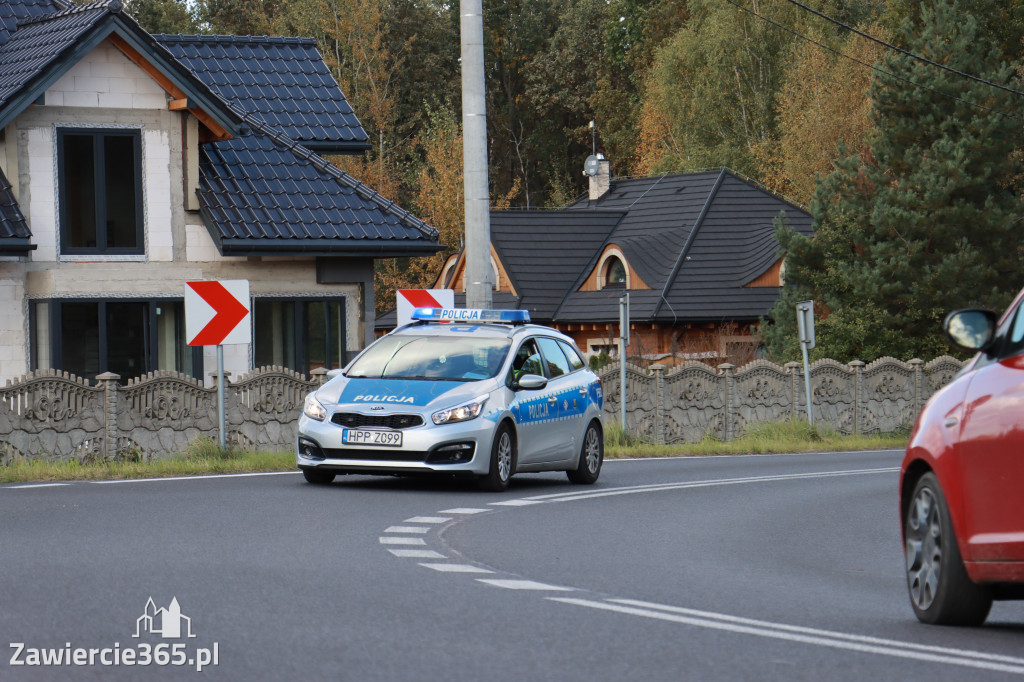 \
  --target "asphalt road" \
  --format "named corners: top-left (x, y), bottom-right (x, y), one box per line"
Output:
top-left (1, 449), bottom-right (1022, 681)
